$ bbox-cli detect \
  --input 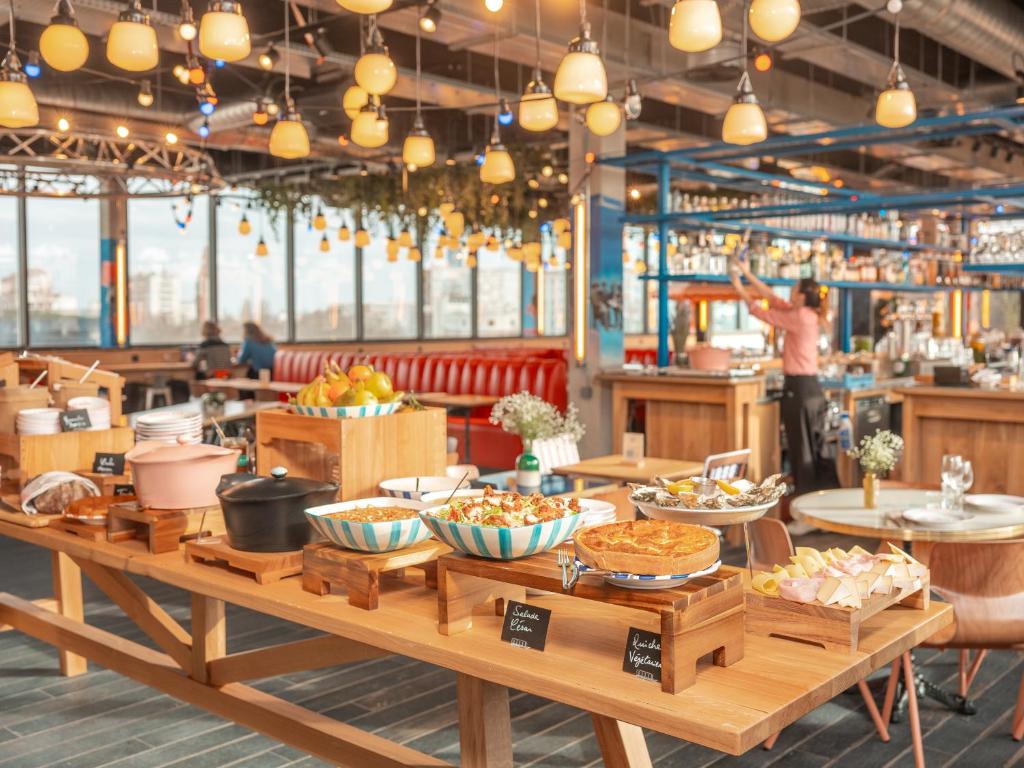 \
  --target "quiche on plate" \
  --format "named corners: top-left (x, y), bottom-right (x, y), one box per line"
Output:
top-left (573, 519), bottom-right (720, 576)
